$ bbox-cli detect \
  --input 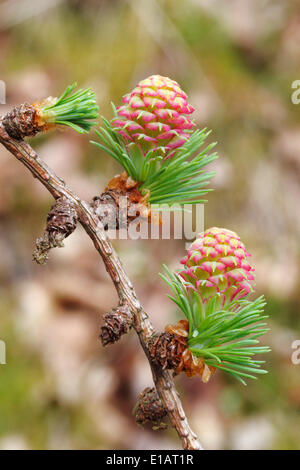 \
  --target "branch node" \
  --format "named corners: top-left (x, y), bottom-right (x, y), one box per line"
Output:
top-left (134, 387), bottom-right (168, 430)
top-left (33, 196), bottom-right (78, 264)
top-left (2, 103), bottom-right (46, 140)
top-left (91, 172), bottom-right (156, 231)
top-left (100, 304), bottom-right (133, 346)
top-left (92, 192), bottom-right (119, 230)
top-left (149, 332), bottom-right (187, 372)
top-left (151, 324), bottom-right (216, 382)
